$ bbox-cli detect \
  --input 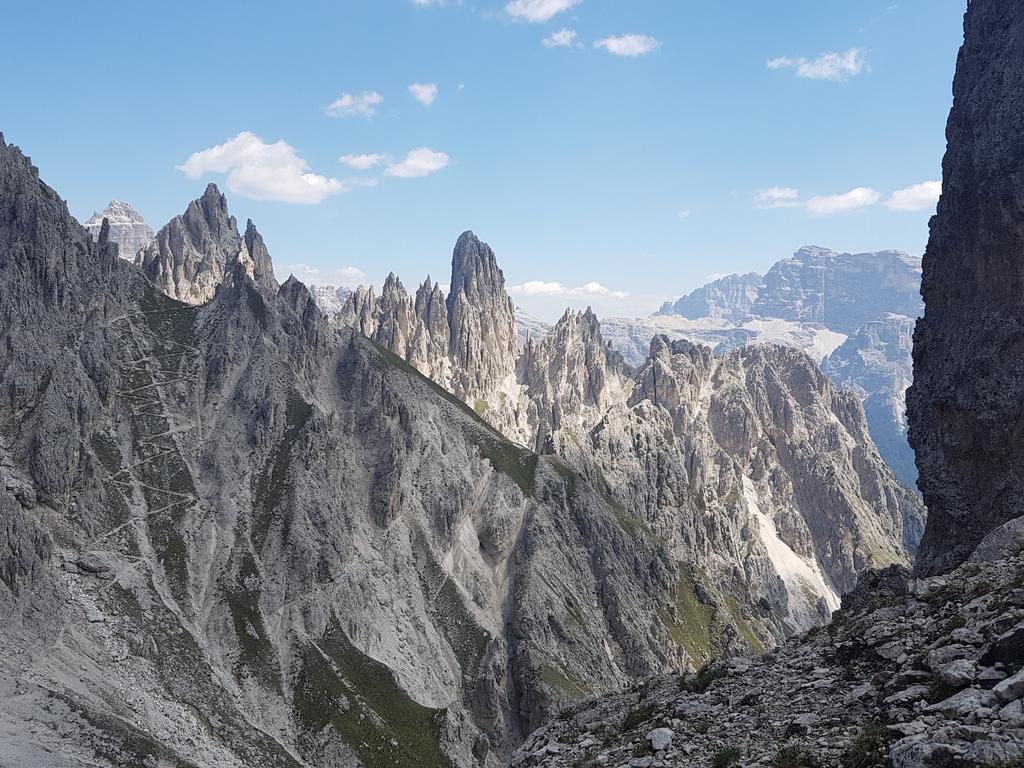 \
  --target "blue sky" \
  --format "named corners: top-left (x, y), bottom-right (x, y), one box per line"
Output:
top-left (1, 0), bottom-right (965, 320)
